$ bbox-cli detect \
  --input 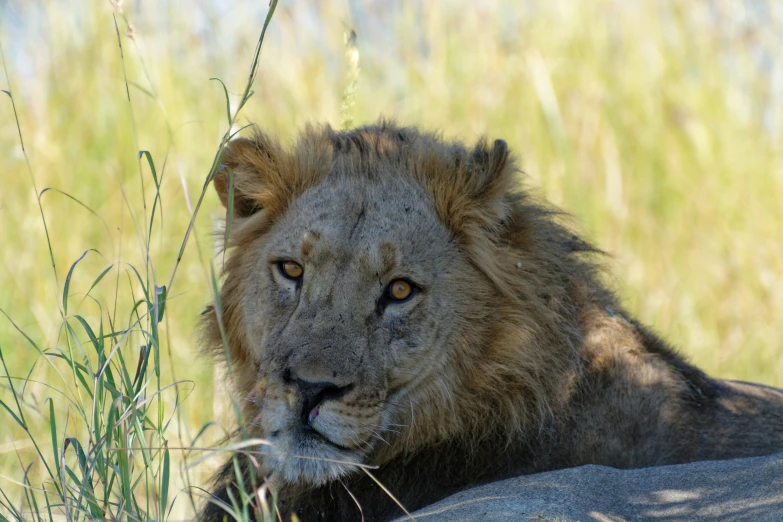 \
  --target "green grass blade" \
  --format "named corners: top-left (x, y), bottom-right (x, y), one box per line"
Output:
top-left (39, 187), bottom-right (112, 237)
top-left (140, 150), bottom-right (166, 248)
top-left (64, 321), bottom-right (95, 378)
top-left (46, 398), bottom-right (61, 483)
top-left (156, 285), bottom-right (167, 324)
top-left (0, 345), bottom-right (26, 428)
top-left (223, 165), bottom-right (235, 259)
top-left (210, 77), bottom-right (233, 127)
top-left (0, 398), bottom-right (25, 428)
top-left (19, 359), bottom-right (38, 402)
top-left (63, 249), bottom-right (97, 316)
top-left (126, 263), bottom-right (149, 298)
top-left (84, 264), bottom-right (114, 299)
top-left (22, 462), bottom-right (42, 522)
top-left (160, 440), bottom-right (170, 521)
top-left (227, 123), bottom-right (256, 141)
top-left (43, 484), bottom-right (55, 522)
top-left (139, 150), bottom-right (159, 188)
